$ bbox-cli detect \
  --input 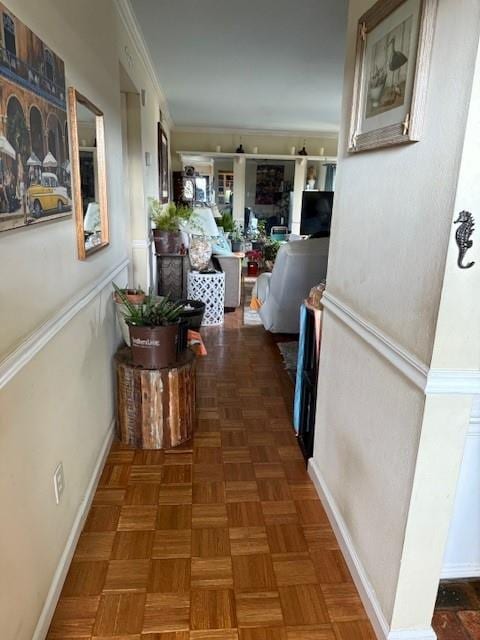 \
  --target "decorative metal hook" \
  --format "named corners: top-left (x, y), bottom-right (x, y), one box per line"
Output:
top-left (454, 210), bottom-right (475, 269)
